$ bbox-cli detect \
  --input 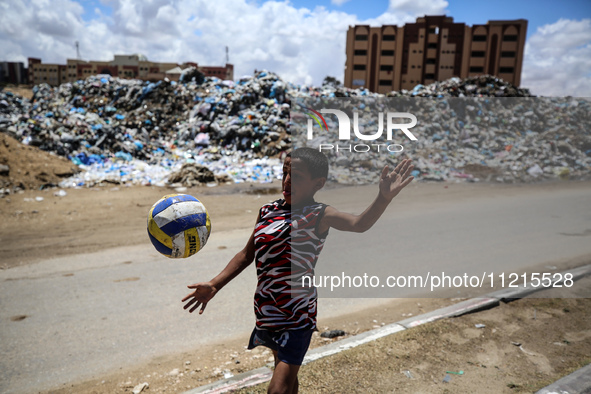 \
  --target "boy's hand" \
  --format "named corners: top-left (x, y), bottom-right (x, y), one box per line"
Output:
top-left (182, 282), bottom-right (218, 314)
top-left (379, 159), bottom-right (414, 201)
